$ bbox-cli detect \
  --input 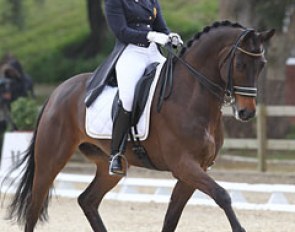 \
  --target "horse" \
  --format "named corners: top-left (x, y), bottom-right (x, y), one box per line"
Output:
top-left (5, 21), bottom-right (274, 232)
